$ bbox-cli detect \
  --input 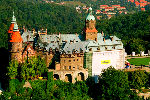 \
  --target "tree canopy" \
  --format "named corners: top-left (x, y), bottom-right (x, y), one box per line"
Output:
top-left (97, 10), bottom-right (150, 54)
